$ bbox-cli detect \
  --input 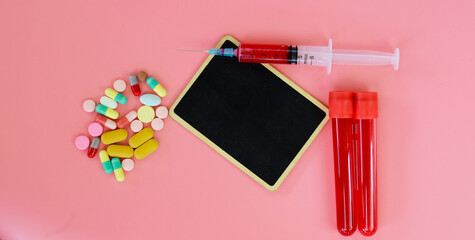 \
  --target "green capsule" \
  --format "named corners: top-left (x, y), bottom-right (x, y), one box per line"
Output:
top-left (95, 104), bottom-right (118, 119)
top-left (146, 77), bottom-right (167, 97)
top-left (105, 88), bottom-right (128, 104)
top-left (99, 150), bottom-right (113, 174)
